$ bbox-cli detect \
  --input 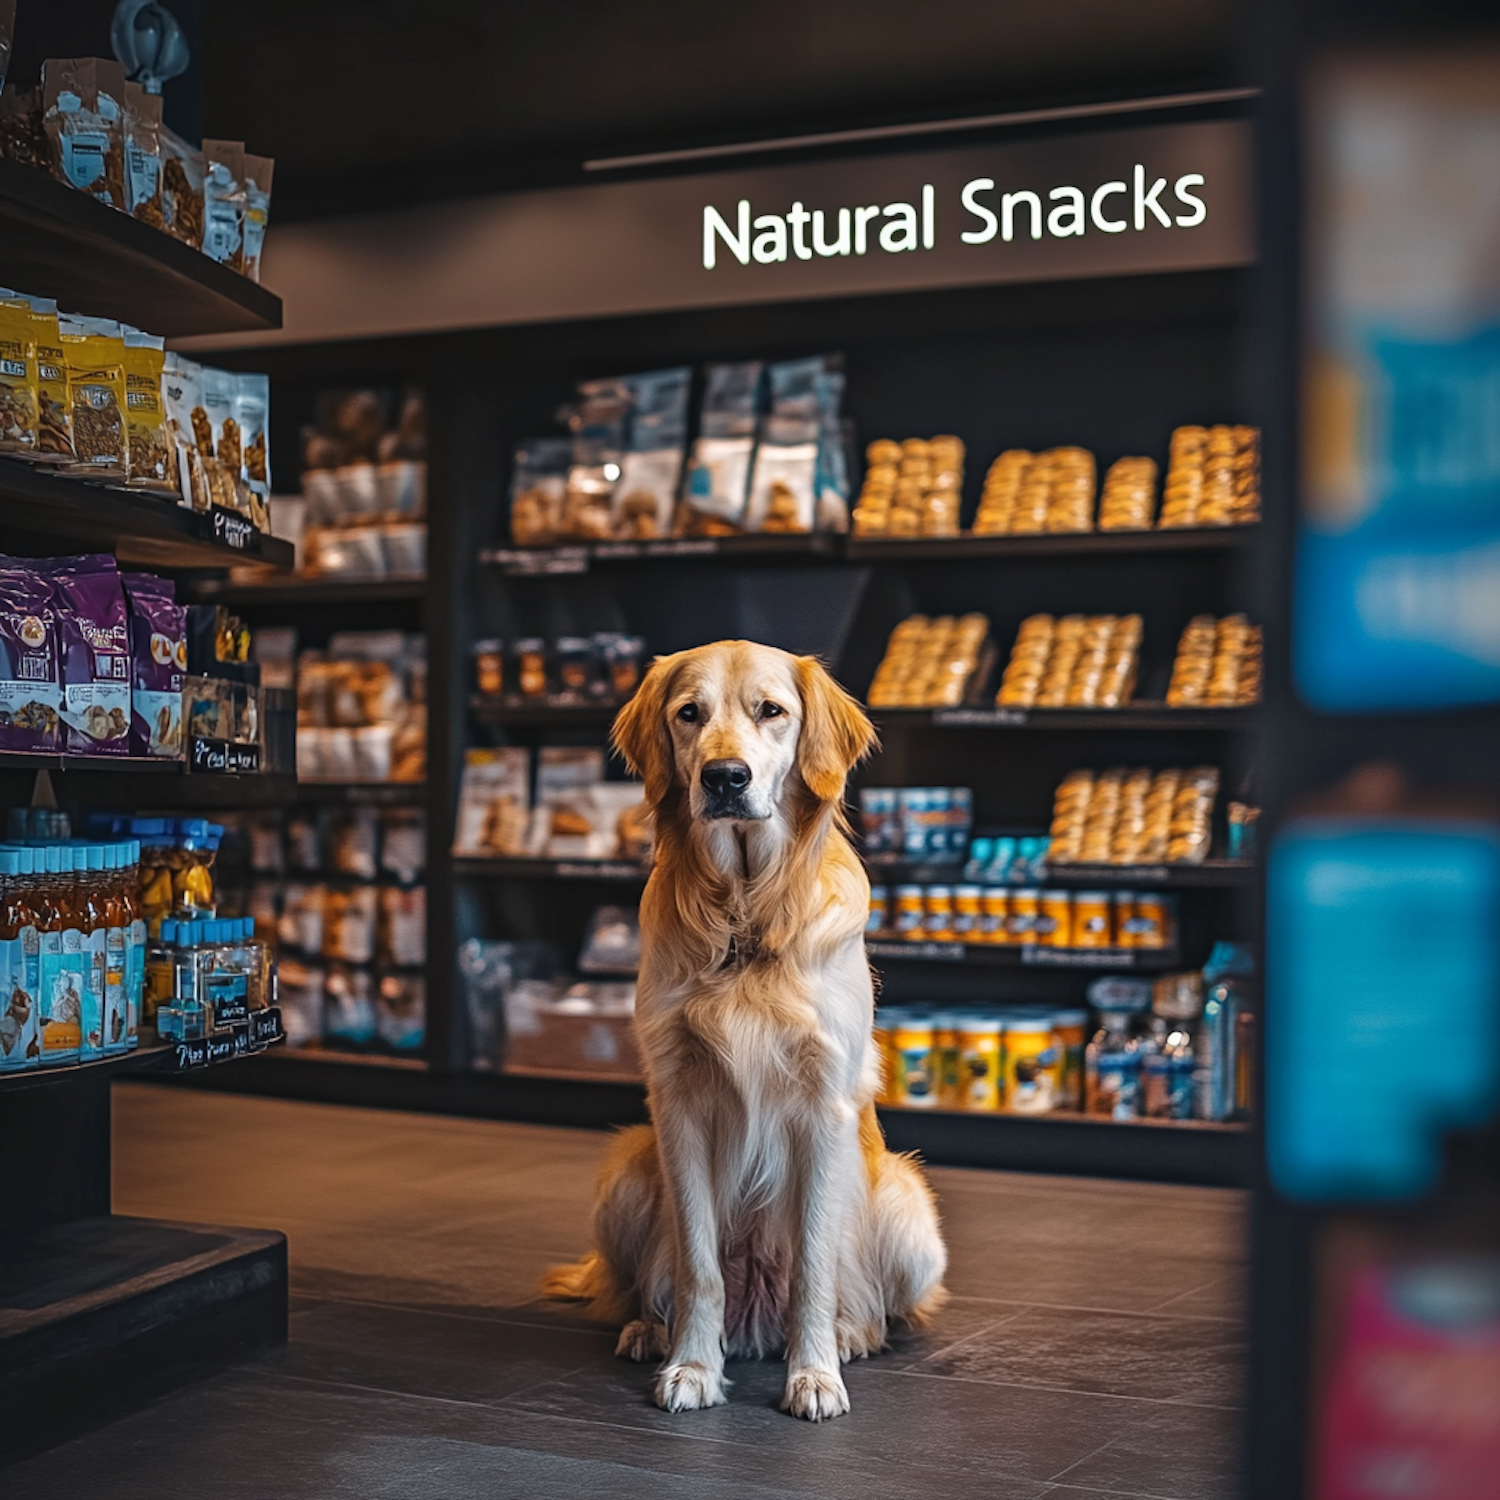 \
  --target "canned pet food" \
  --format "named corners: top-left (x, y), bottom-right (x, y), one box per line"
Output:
top-left (957, 1015), bottom-right (1004, 1110)
top-left (933, 1011), bottom-right (962, 1107)
top-left (1112, 890), bottom-right (1137, 948)
top-left (1037, 890), bottom-right (1072, 947)
top-left (979, 886), bottom-right (1010, 943)
top-left (891, 1013), bottom-right (937, 1107)
top-left (923, 886), bottom-right (955, 941)
top-left (952, 885), bottom-right (982, 939)
top-left (1130, 893), bottom-right (1170, 949)
top-left (867, 885), bottom-right (889, 935)
top-left (871, 1010), bottom-right (895, 1105)
top-left (894, 885), bottom-right (925, 939)
top-left (1071, 891), bottom-right (1111, 948)
top-left (1051, 1008), bottom-right (1089, 1110)
top-left (1004, 1015), bottom-right (1059, 1113)
top-left (1008, 887), bottom-right (1040, 944)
